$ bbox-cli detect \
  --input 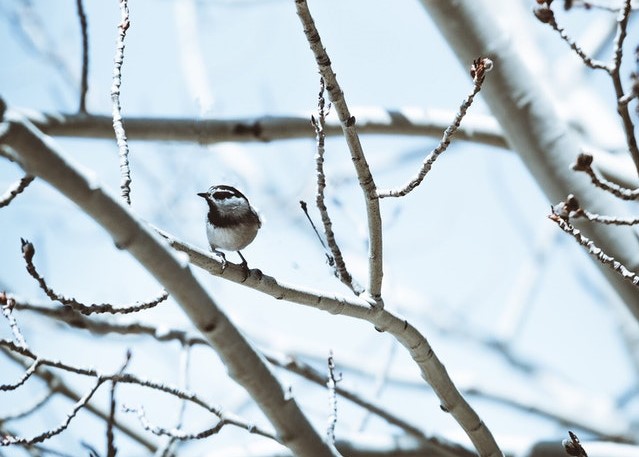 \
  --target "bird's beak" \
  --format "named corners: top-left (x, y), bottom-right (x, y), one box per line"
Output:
top-left (197, 192), bottom-right (208, 199)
